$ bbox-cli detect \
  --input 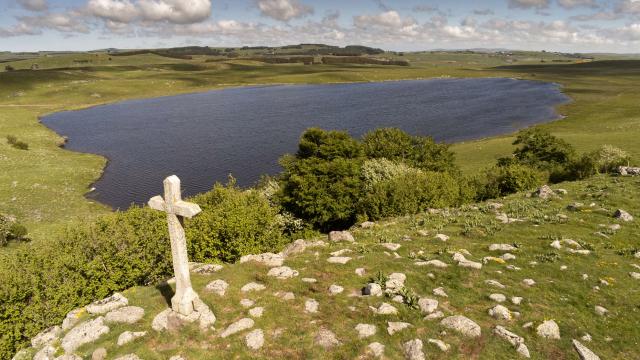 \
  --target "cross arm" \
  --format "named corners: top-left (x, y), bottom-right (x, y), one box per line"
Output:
top-left (148, 195), bottom-right (202, 218)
